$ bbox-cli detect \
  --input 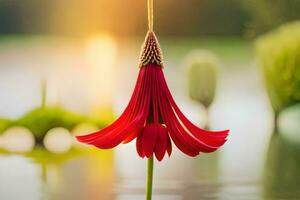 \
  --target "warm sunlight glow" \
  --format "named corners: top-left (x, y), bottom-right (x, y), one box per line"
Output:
top-left (85, 33), bottom-right (118, 117)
